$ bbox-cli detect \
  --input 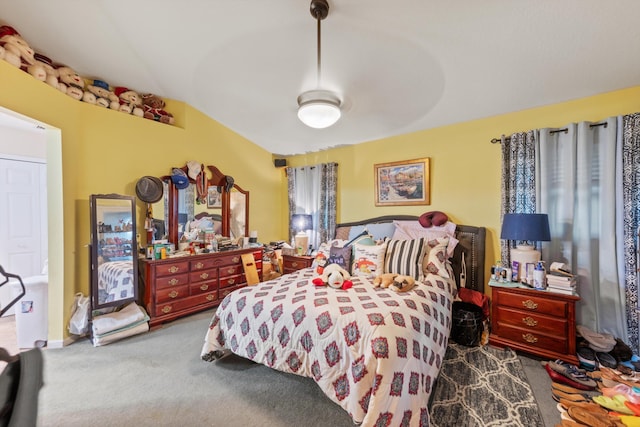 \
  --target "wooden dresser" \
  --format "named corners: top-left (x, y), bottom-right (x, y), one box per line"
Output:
top-left (282, 254), bottom-right (313, 274)
top-left (489, 285), bottom-right (579, 364)
top-left (139, 248), bottom-right (263, 326)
